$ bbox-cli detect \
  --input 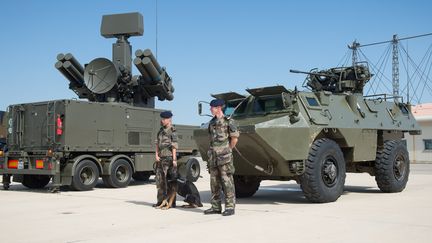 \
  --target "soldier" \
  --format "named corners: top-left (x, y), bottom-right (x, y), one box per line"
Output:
top-left (204, 99), bottom-right (240, 216)
top-left (153, 111), bottom-right (178, 209)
